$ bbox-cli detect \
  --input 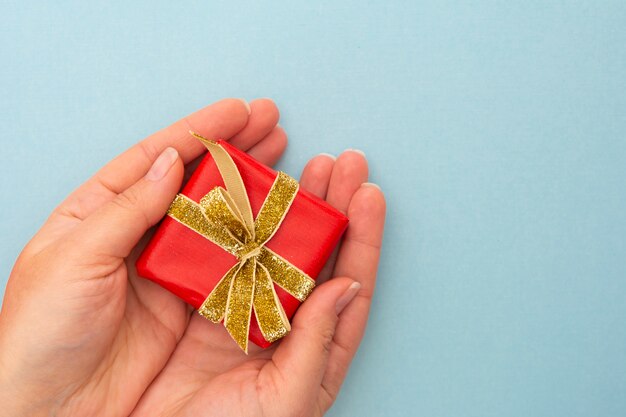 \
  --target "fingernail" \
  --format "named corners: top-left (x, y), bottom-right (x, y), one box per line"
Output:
top-left (237, 98), bottom-right (251, 114)
top-left (336, 282), bottom-right (361, 315)
top-left (146, 147), bottom-right (178, 181)
top-left (317, 153), bottom-right (336, 161)
top-left (345, 148), bottom-right (366, 157)
top-left (362, 182), bottom-right (381, 190)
